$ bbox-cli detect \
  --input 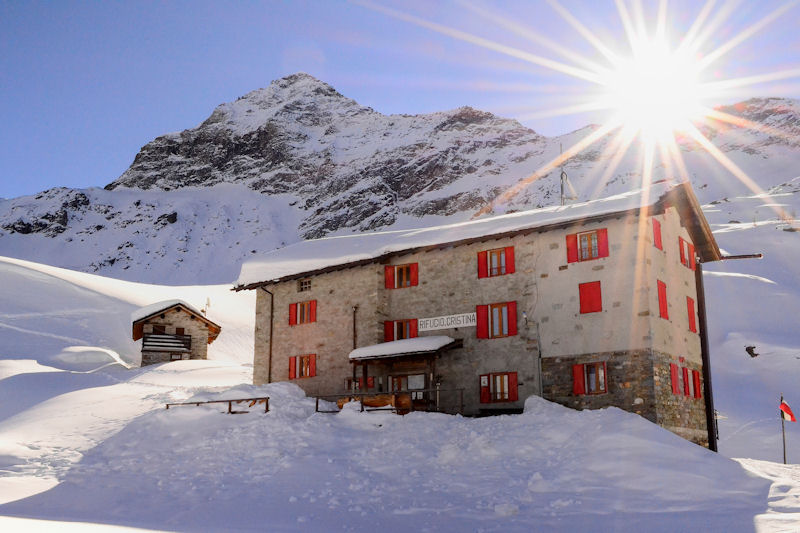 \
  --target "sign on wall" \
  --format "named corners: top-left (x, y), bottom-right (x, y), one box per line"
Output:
top-left (418, 312), bottom-right (477, 332)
